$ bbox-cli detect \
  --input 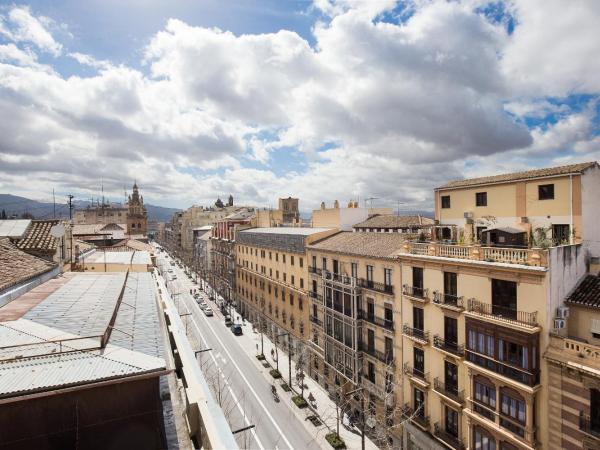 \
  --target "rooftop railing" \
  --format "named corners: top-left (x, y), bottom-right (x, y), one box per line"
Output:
top-left (400, 241), bottom-right (548, 267)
